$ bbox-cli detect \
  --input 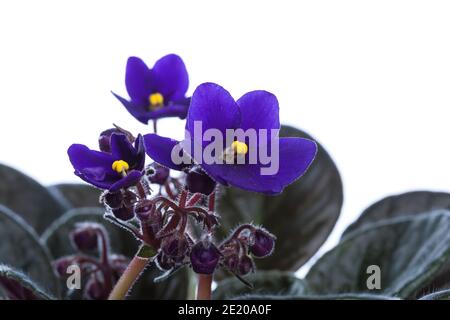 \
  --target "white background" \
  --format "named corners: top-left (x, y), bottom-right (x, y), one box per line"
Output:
top-left (1, 1), bottom-right (450, 275)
